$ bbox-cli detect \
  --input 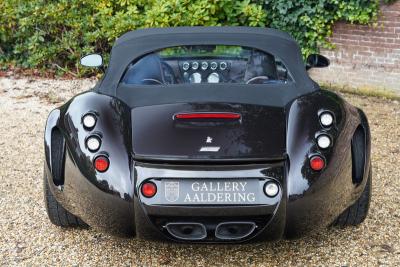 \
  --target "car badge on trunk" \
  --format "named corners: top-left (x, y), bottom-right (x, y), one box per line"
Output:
top-left (200, 136), bottom-right (220, 152)
top-left (165, 181), bottom-right (180, 202)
